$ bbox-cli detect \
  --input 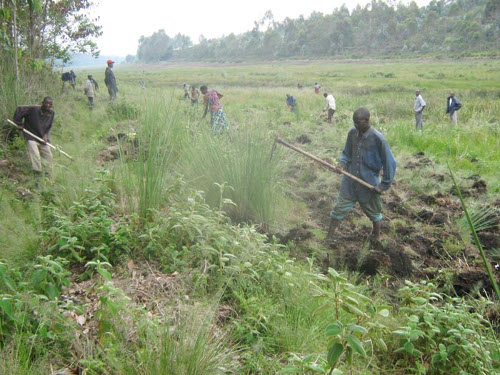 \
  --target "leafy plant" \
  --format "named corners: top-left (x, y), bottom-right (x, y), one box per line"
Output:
top-left (394, 280), bottom-right (499, 374)
top-left (32, 255), bottom-right (70, 300)
top-left (42, 185), bottom-right (132, 266)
